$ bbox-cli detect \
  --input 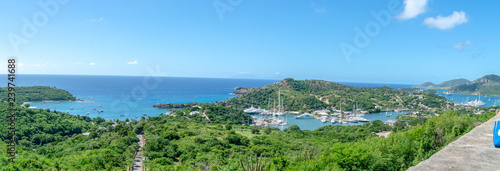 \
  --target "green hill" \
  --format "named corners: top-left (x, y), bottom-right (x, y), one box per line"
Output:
top-left (430, 78), bottom-right (470, 89)
top-left (220, 78), bottom-right (449, 112)
top-left (0, 101), bottom-right (139, 170)
top-left (413, 82), bottom-right (435, 88)
top-left (0, 86), bottom-right (76, 104)
top-left (449, 74), bottom-right (500, 95)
